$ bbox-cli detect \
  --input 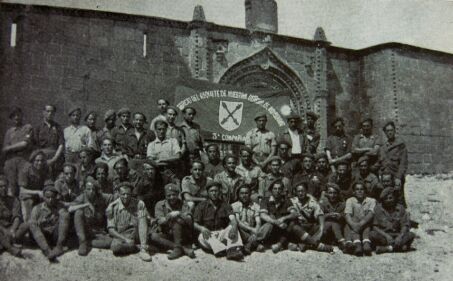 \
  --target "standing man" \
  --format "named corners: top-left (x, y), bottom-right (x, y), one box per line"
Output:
top-left (84, 111), bottom-right (101, 155)
top-left (325, 117), bottom-right (352, 173)
top-left (123, 113), bottom-right (155, 169)
top-left (165, 106), bottom-right (186, 151)
top-left (379, 121), bottom-right (408, 207)
top-left (305, 111), bottom-right (320, 154)
top-left (276, 140), bottom-right (301, 179)
top-left (203, 144), bottom-right (224, 178)
top-left (2, 107), bottom-right (33, 196)
top-left (180, 107), bottom-right (204, 173)
top-left (213, 155), bottom-right (243, 204)
top-left (352, 118), bottom-right (382, 173)
top-left (245, 112), bottom-right (277, 167)
top-left (111, 107), bottom-right (132, 154)
top-left (277, 113), bottom-right (307, 159)
top-left (97, 109), bottom-right (116, 145)
top-left (149, 99), bottom-right (169, 132)
top-left (34, 104), bottom-right (64, 179)
top-left (63, 107), bottom-right (92, 164)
